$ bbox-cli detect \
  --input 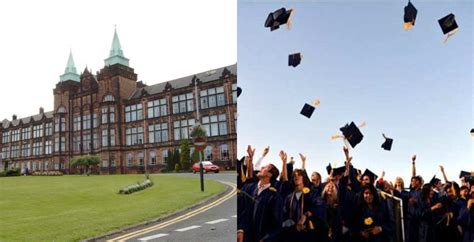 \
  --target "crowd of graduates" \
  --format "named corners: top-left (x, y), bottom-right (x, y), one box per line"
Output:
top-left (237, 145), bottom-right (474, 242)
